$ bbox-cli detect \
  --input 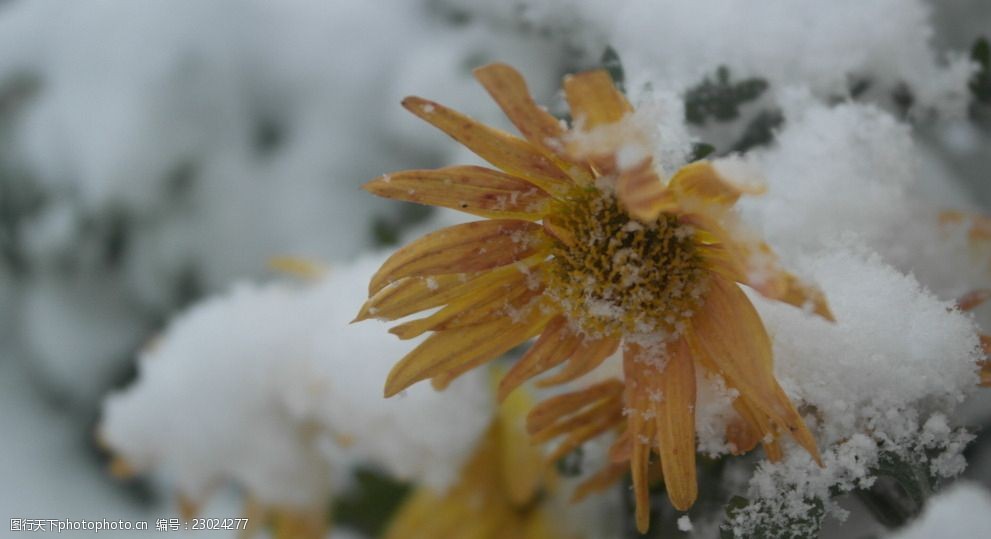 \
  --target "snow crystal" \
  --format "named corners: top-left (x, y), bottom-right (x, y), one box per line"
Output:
top-left (677, 514), bottom-right (693, 532)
